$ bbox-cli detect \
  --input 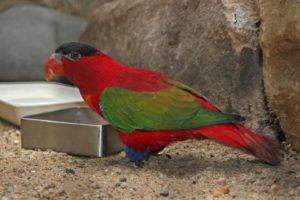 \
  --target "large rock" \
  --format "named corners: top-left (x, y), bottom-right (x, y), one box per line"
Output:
top-left (81, 0), bottom-right (278, 135)
top-left (0, 5), bottom-right (86, 81)
top-left (258, 0), bottom-right (300, 150)
top-left (0, 0), bottom-right (113, 17)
